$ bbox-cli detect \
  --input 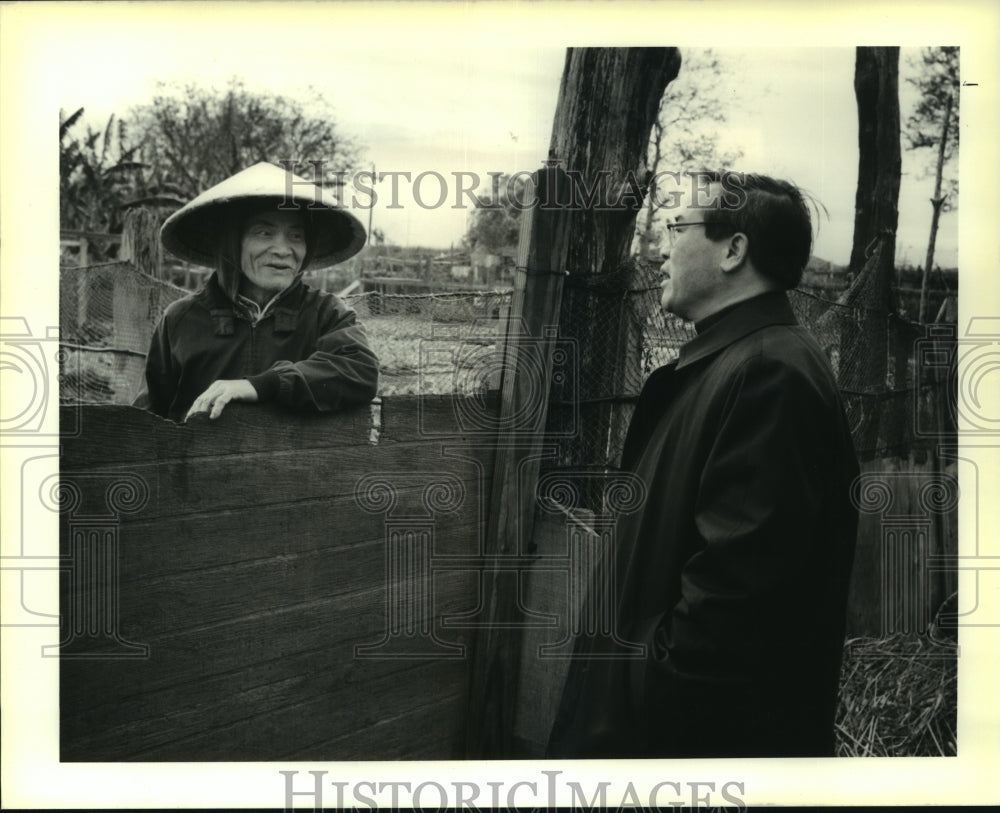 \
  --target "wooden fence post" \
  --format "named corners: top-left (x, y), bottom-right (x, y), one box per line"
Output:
top-left (466, 46), bottom-right (680, 758)
top-left (120, 207), bottom-right (163, 279)
top-left (465, 164), bottom-right (572, 757)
